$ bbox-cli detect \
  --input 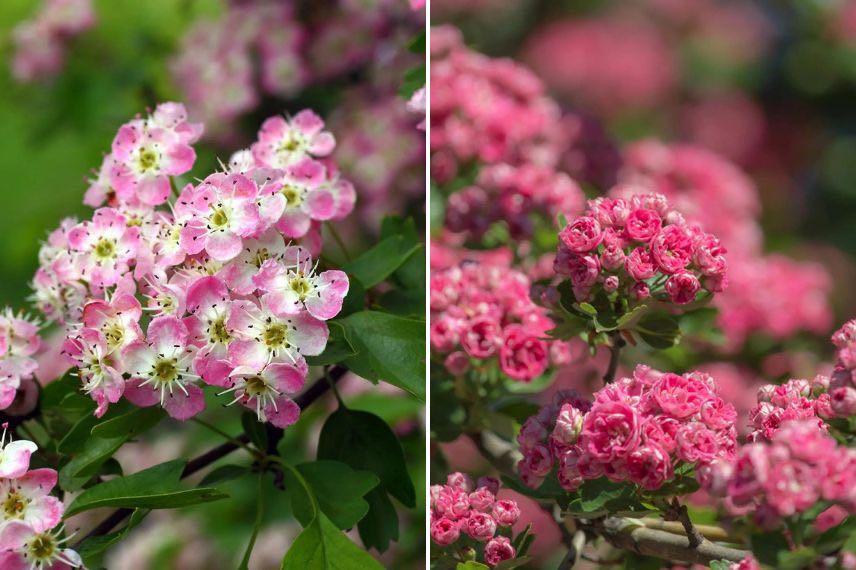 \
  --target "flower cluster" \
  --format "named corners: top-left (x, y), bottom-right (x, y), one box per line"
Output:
top-left (170, 3), bottom-right (307, 135)
top-left (518, 366), bottom-right (737, 491)
top-left (554, 193), bottom-right (728, 304)
top-left (31, 102), bottom-right (351, 427)
top-left (0, 429), bottom-right (80, 568)
top-left (743, 319), bottom-right (856, 444)
top-left (430, 261), bottom-right (569, 382)
top-left (10, 0), bottom-right (95, 82)
top-left (430, 472), bottom-right (523, 568)
top-left (0, 311), bottom-right (41, 411)
top-left (701, 420), bottom-right (855, 527)
top-left (430, 26), bottom-right (561, 183)
top-left (444, 162), bottom-right (585, 243)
